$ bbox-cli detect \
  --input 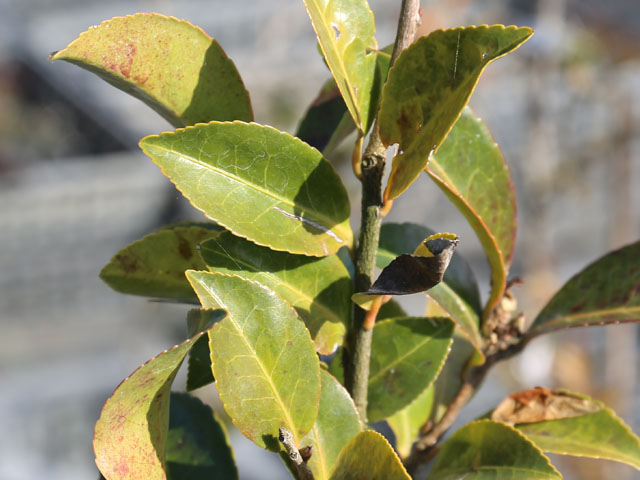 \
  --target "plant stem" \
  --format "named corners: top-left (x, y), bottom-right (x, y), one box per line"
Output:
top-left (343, 0), bottom-right (421, 425)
